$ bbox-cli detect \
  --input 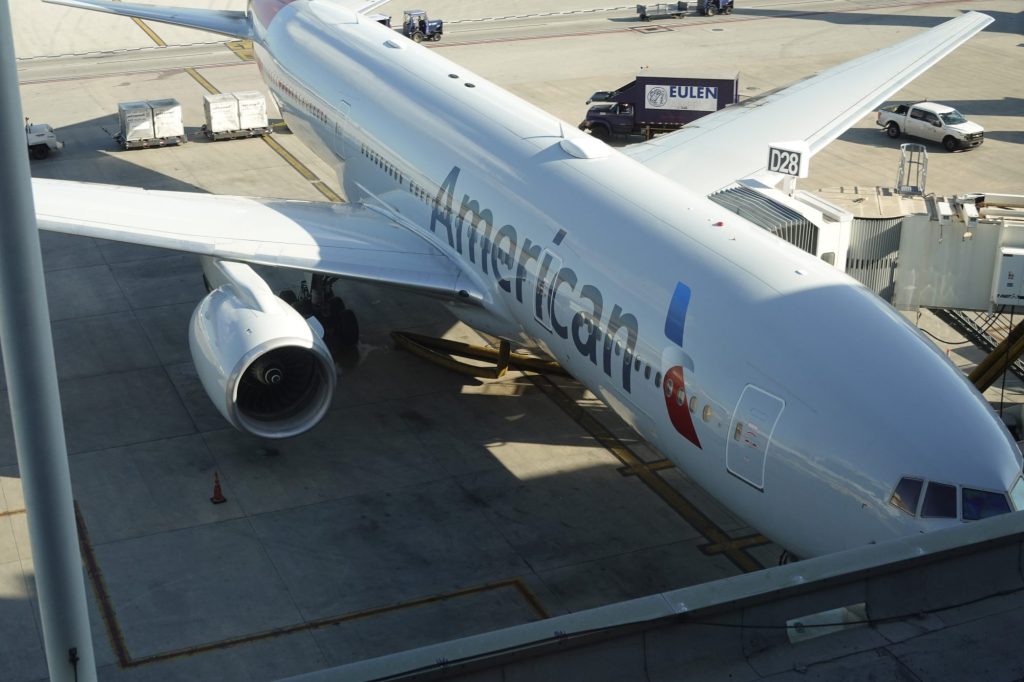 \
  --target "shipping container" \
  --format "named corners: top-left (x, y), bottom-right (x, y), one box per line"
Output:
top-left (203, 93), bottom-right (241, 134)
top-left (117, 101), bottom-right (154, 143)
top-left (235, 91), bottom-right (269, 130)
